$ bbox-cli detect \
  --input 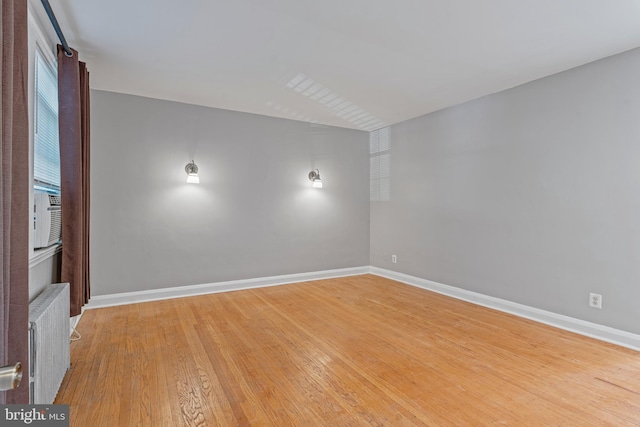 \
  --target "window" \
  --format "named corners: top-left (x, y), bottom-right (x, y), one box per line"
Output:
top-left (33, 48), bottom-right (60, 192)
